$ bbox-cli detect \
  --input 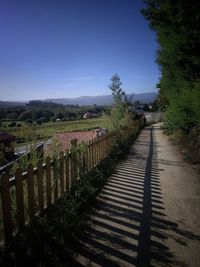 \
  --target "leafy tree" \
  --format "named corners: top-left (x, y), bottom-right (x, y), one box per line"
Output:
top-left (19, 111), bottom-right (32, 121)
top-left (42, 110), bottom-right (54, 121)
top-left (7, 112), bottom-right (18, 120)
top-left (108, 73), bottom-right (127, 129)
top-left (141, 0), bottom-right (200, 133)
top-left (31, 110), bottom-right (43, 121)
